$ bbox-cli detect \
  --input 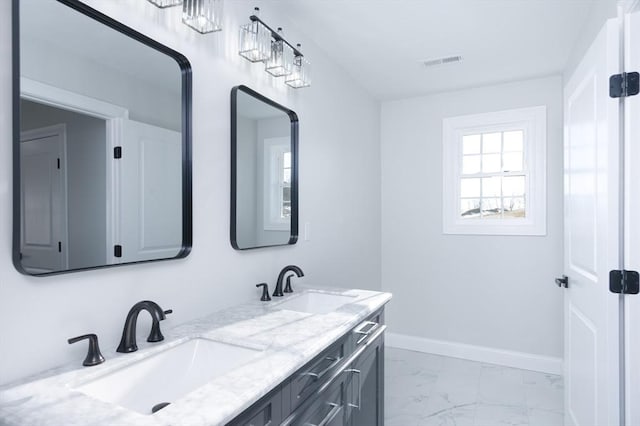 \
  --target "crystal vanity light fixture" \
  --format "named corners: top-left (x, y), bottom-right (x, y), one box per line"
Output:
top-left (285, 44), bottom-right (311, 89)
top-left (147, 0), bottom-right (183, 8)
top-left (239, 8), bottom-right (271, 62)
top-left (237, 10), bottom-right (310, 88)
top-left (182, 0), bottom-right (223, 34)
top-left (265, 27), bottom-right (294, 77)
